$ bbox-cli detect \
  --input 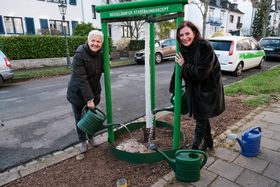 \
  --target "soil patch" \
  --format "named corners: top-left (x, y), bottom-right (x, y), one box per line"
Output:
top-left (5, 96), bottom-right (253, 187)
